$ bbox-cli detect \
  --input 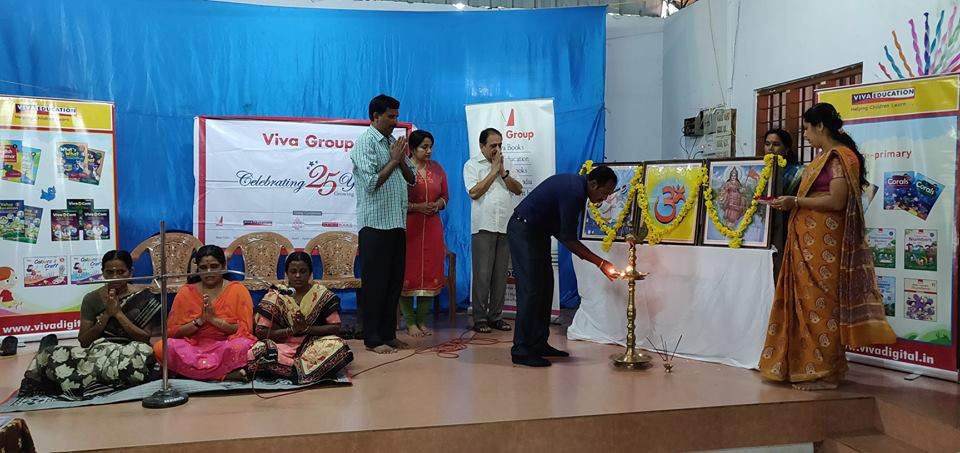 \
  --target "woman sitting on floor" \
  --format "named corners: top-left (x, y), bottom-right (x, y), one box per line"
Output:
top-left (22, 250), bottom-right (159, 399)
top-left (249, 251), bottom-right (353, 384)
top-left (154, 245), bottom-right (255, 381)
